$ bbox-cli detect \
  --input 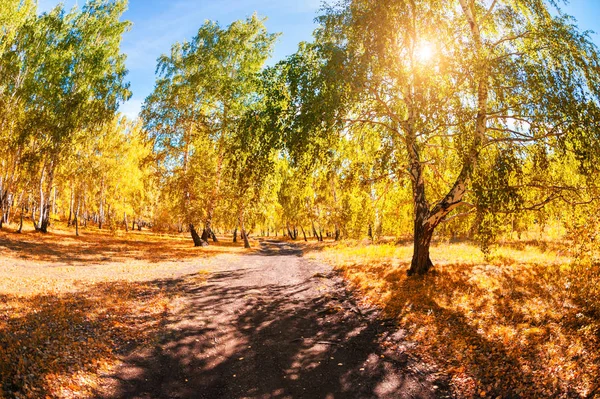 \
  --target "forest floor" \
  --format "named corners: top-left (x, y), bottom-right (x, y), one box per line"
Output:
top-left (0, 226), bottom-right (599, 398)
